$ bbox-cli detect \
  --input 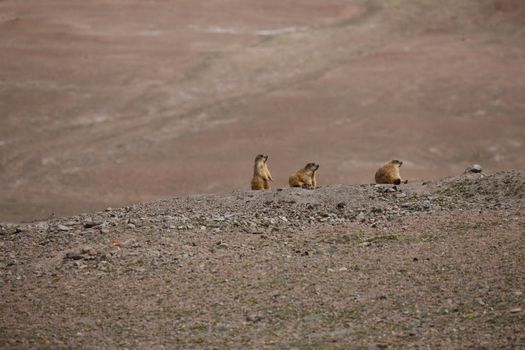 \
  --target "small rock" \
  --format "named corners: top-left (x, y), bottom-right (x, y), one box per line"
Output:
top-left (246, 313), bottom-right (264, 323)
top-left (356, 212), bottom-right (366, 222)
top-left (216, 241), bottom-right (228, 248)
top-left (464, 164), bottom-right (482, 173)
top-left (83, 221), bottom-right (98, 228)
top-left (65, 251), bottom-right (83, 260)
top-left (57, 224), bottom-right (71, 232)
top-left (81, 247), bottom-right (97, 256)
top-left (510, 308), bottom-right (522, 313)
